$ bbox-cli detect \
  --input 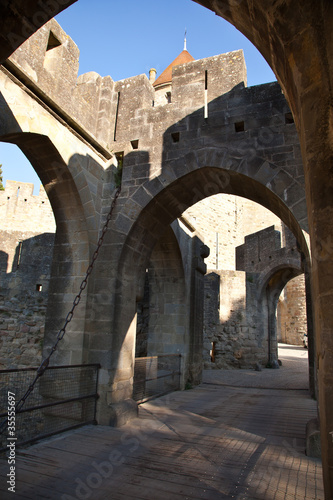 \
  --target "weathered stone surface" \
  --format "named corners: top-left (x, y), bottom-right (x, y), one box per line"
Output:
top-left (1, 0), bottom-right (333, 496)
